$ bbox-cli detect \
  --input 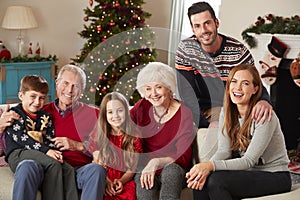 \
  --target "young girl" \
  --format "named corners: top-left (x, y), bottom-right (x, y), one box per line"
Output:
top-left (89, 92), bottom-right (142, 200)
